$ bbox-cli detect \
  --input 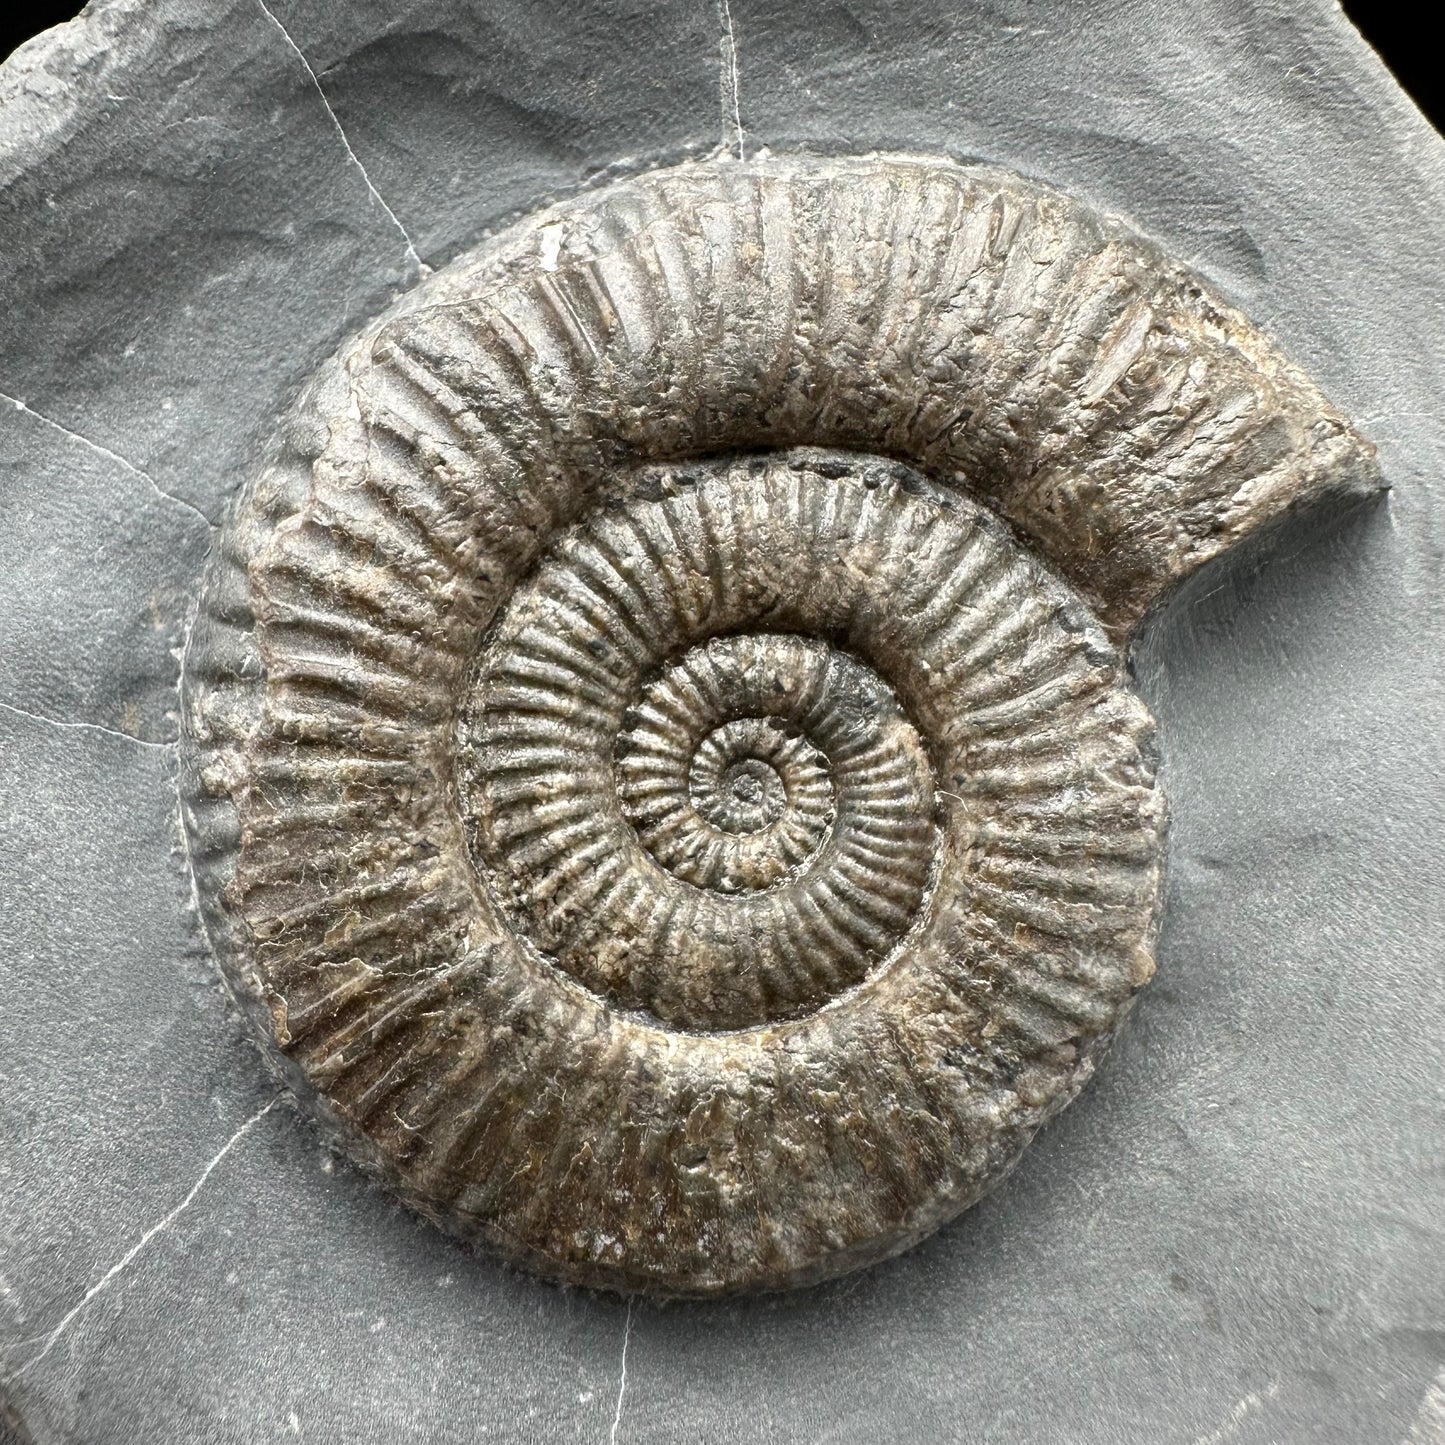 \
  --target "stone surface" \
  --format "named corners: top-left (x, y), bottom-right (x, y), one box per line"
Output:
top-left (1, 0), bottom-right (1442, 1438)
